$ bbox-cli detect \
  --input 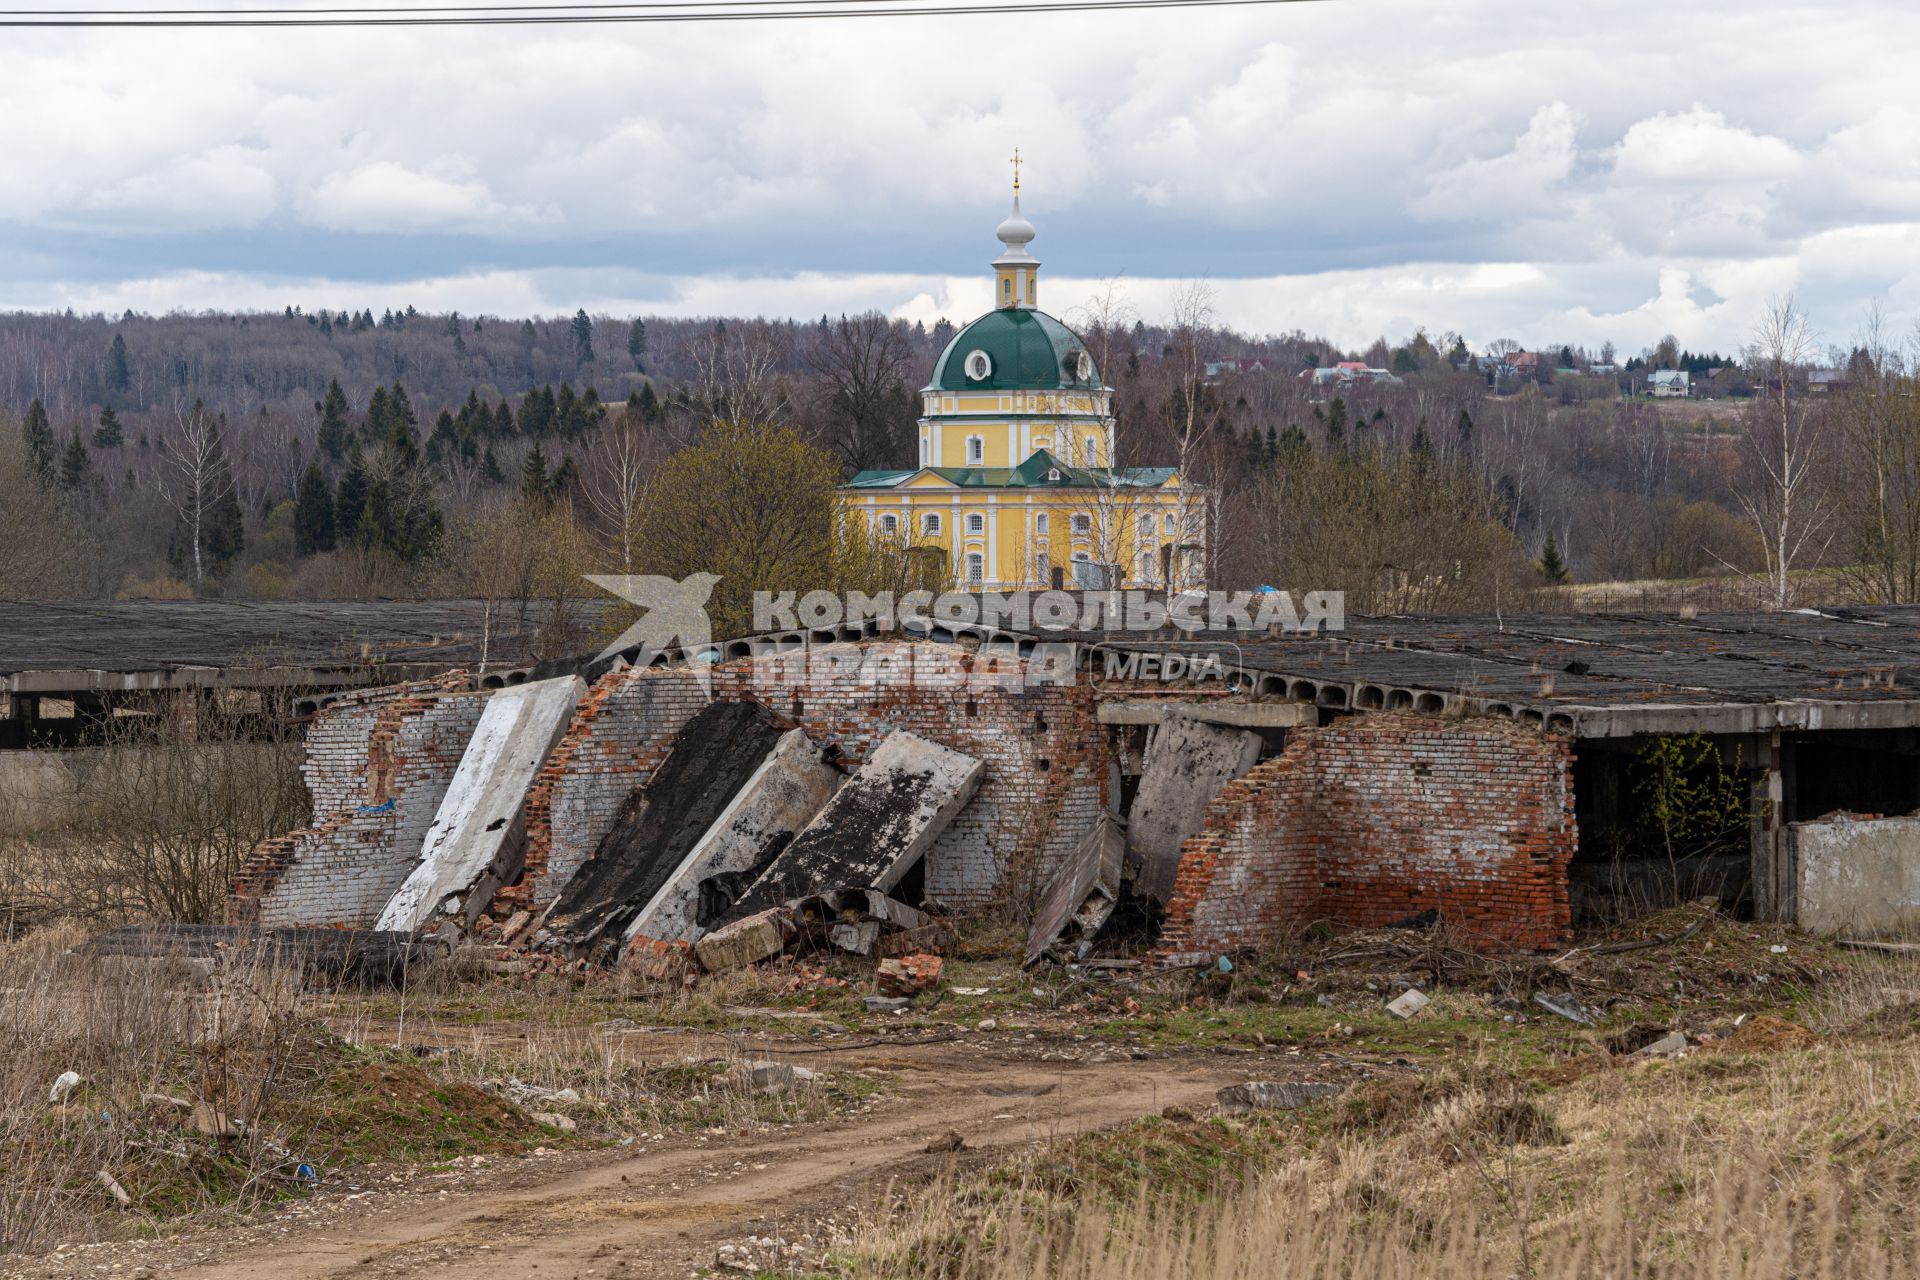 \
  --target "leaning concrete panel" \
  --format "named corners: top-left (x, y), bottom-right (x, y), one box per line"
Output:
top-left (1129, 711), bottom-right (1262, 904)
top-left (622, 727), bottom-right (842, 946)
top-left (1795, 813), bottom-right (1920, 935)
top-left (375, 675), bottom-right (584, 933)
top-left (1026, 811), bottom-right (1126, 967)
top-left (721, 731), bottom-right (984, 922)
top-left (542, 700), bottom-right (788, 949)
